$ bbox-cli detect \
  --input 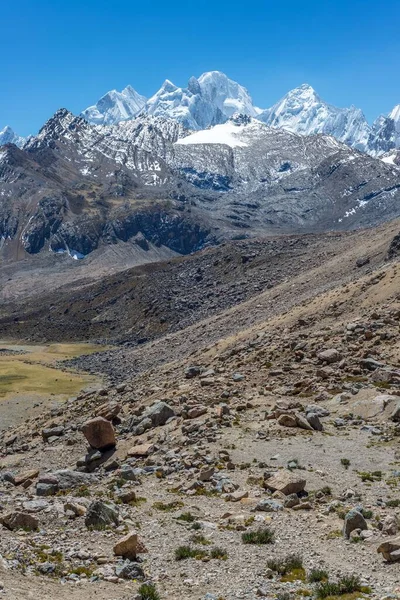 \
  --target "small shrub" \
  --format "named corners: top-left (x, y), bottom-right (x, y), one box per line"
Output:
top-left (177, 512), bottom-right (196, 523)
top-left (316, 574), bottom-right (363, 599)
top-left (210, 546), bottom-right (228, 560)
top-left (190, 533), bottom-right (211, 545)
top-left (386, 499), bottom-right (400, 507)
top-left (174, 545), bottom-right (207, 561)
top-left (308, 568), bottom-right (329, 583)
top-left (341, 458), bottom-right (351, 469)
top-left (191, 521), bottom-right (202, 530)
top-left (361, 509), bottom-right (373, 520)
top-left (242, 527), bottom-right (274, 545)
top-left (138, 582), bottom-right (160, 600)
top-left (153, 501), bottom-right (184, 512)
